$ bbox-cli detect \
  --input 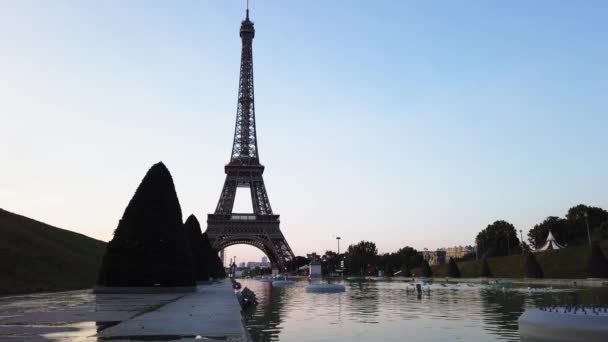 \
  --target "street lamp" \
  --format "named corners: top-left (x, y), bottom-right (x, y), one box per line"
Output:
top-left (336, 236), bottom-right (341, 255)
top-left (584, 212), bottom-right (592, 247)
